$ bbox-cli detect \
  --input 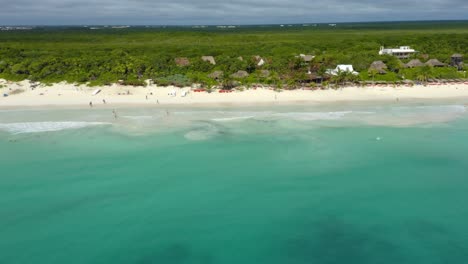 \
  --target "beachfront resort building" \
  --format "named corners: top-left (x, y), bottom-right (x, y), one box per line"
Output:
top-left (326, 65), bottom-right (359, 76)
top-left (379, 46), bottom-right (416, 59)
